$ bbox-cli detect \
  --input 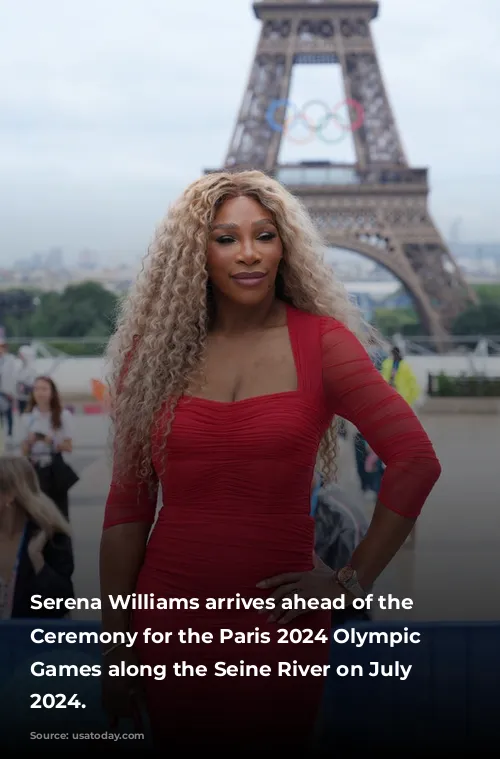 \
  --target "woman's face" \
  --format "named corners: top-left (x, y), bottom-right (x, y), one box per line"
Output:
top-left (33, 379), bottom-right (52, 406)
top-left (206, 195), bottom-right (283, 306)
